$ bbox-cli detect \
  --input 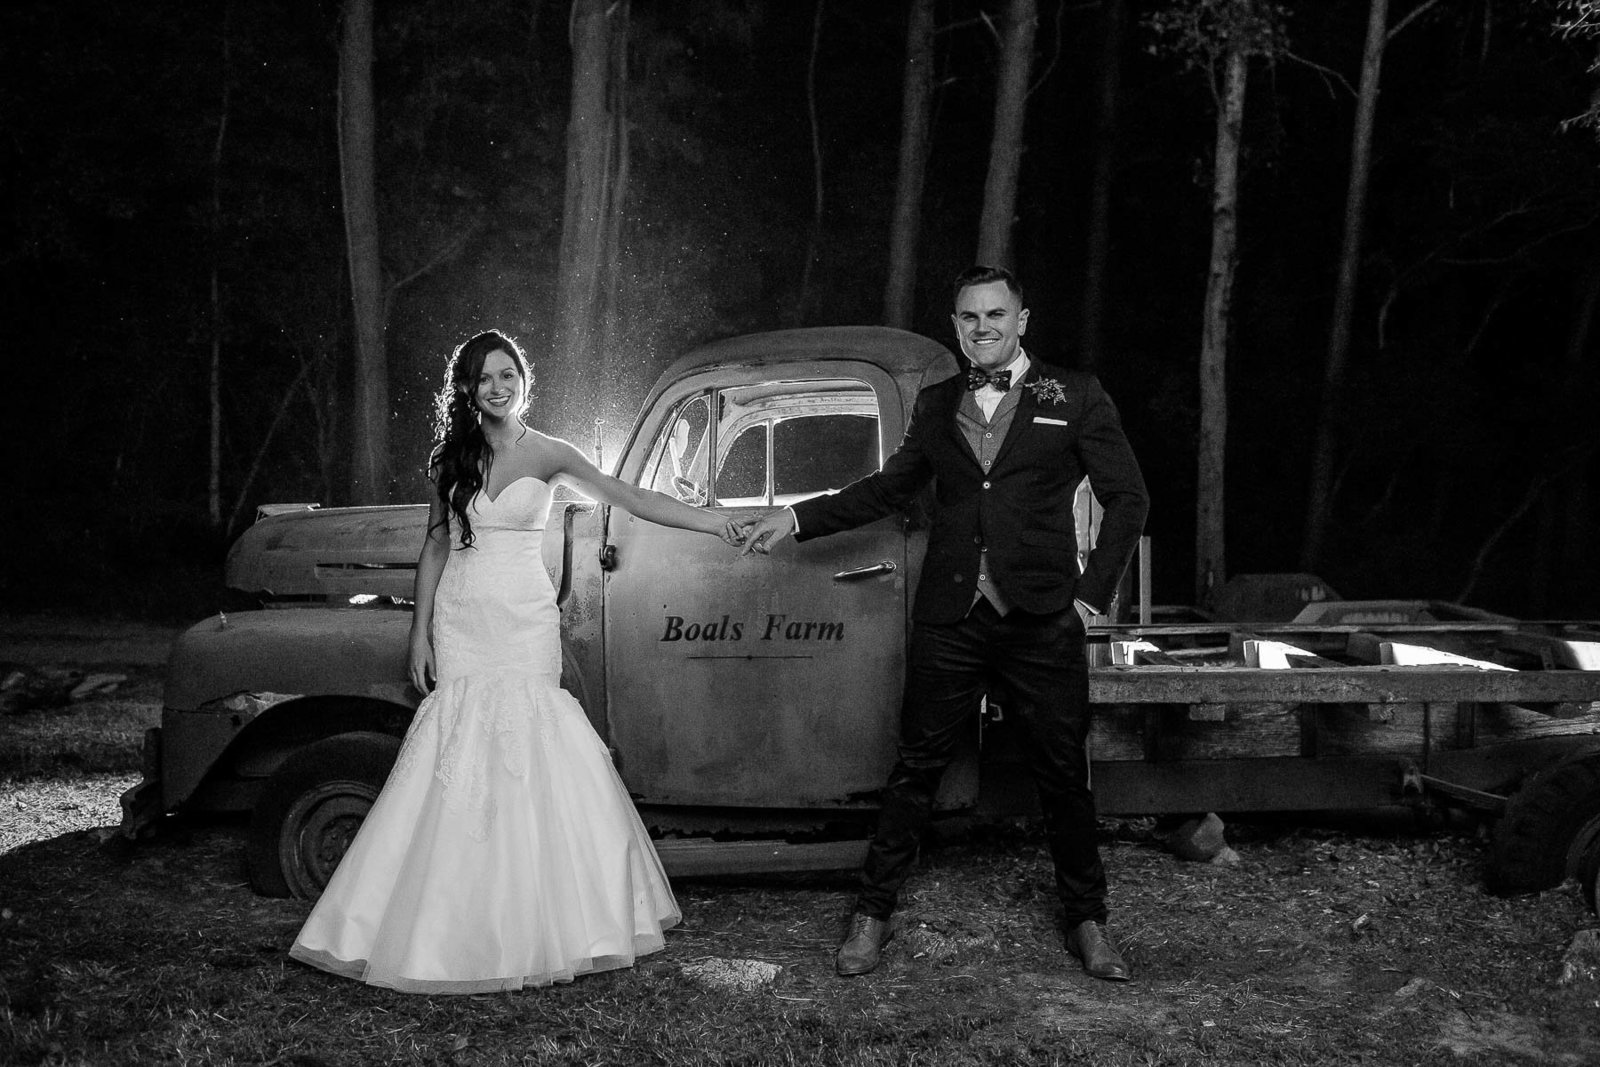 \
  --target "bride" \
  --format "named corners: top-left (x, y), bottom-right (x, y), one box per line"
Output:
top-left (290, 330), bottom-right (743, 993)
